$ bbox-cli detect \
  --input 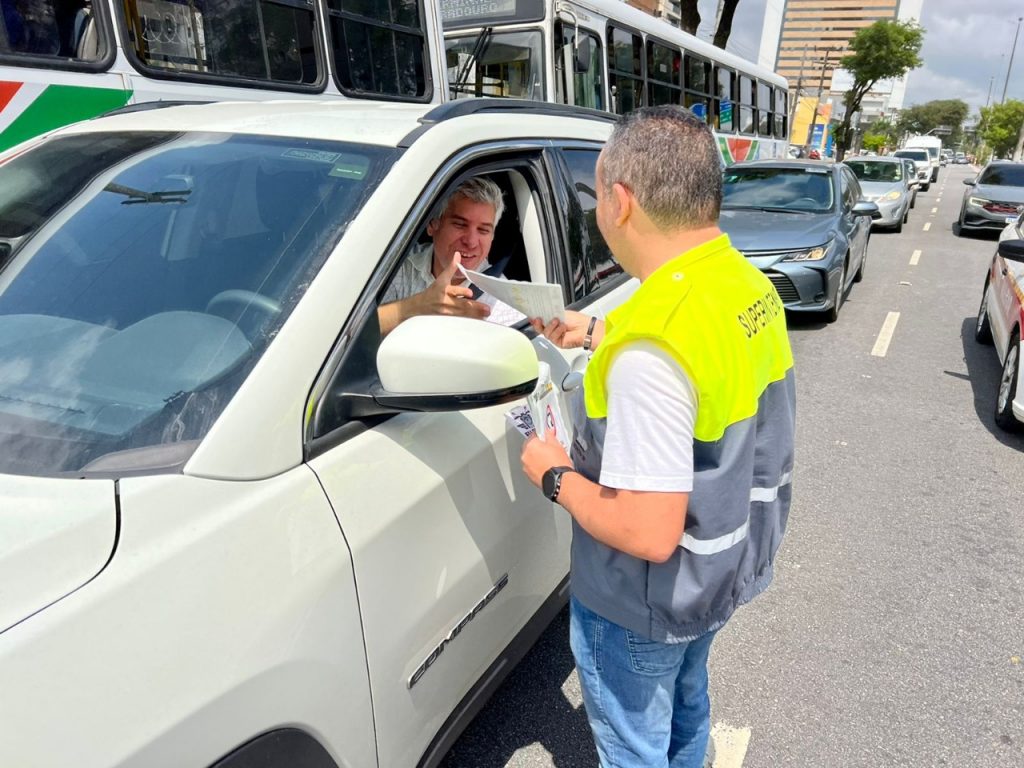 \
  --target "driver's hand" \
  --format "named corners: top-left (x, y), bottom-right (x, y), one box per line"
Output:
top-left (414, 252), bottom-right (490, 320)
